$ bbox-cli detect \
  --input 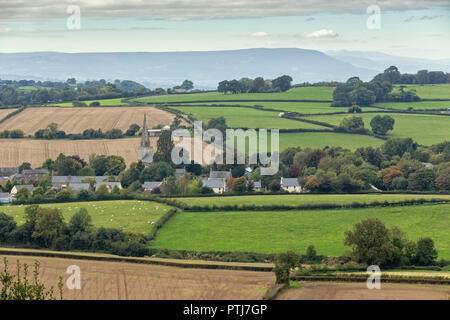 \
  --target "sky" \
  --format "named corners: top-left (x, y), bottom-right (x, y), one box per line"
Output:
top-left (0, 0), bottom-right (449, 59)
